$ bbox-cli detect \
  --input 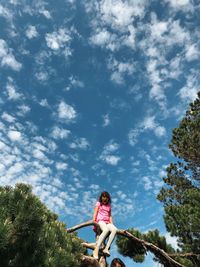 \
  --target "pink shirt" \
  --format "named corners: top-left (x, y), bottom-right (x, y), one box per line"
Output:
top-left (95, 201), bottom-right (111, 223)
